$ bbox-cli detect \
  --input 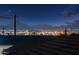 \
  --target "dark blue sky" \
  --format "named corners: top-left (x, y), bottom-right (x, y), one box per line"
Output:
top-left (0, 4), bottom-right (78, 26)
